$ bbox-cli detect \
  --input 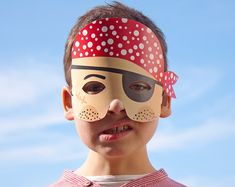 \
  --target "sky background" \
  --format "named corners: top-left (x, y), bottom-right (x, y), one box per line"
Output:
top-left (0, 0), bottom-right (234, 187)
